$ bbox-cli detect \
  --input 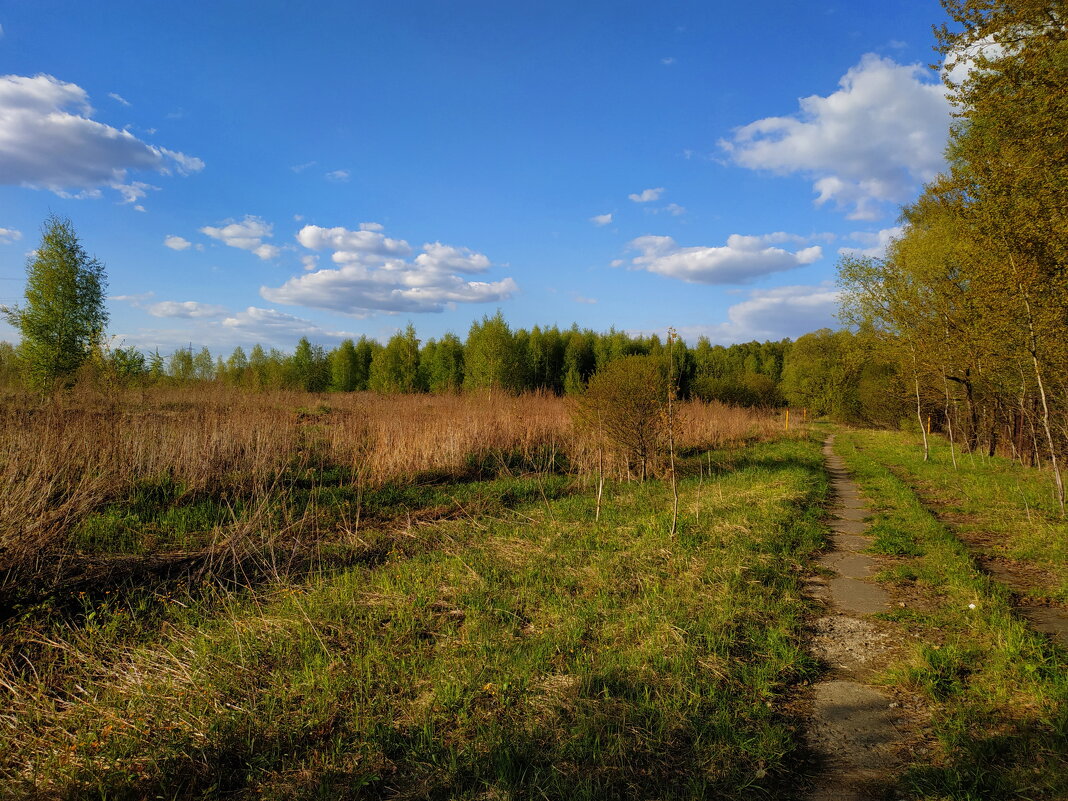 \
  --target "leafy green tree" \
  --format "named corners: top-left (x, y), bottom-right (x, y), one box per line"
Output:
top-left (248, 344), bottom-right (269, 389)
top-left (1, 216), bottom-right (108, 390)
top-left (780, 329), bottom-right (863, 419)
top-left (226, 346), bottom-right (249, 385)
top-left (108, 346), bottom-right (146, 384)
top-left (329, 339), bottom-right (360, 392)
top-left (369, 324), bottom-right (423, 393)
top-left (192, 347), bottom-right (215, 381)
top-left (291, 337), bottom-right (330, 392)
top-left (464, 311), bottom-right (524, 393)
top-left (168, 347), bottom-right (195, 381)
top-left (352, 336), bottom-right (375, 391)
top-left (147, 349), bottom-right (166, 382)
top-left (422, 333), bottom-right (465, 393)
